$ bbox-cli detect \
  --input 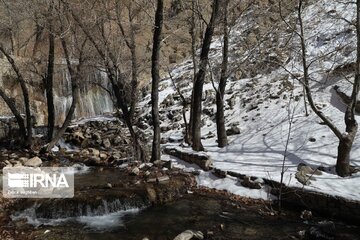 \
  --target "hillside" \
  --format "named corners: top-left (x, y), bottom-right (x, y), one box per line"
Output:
top-left (137, 0), bottom-right (360, 201)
